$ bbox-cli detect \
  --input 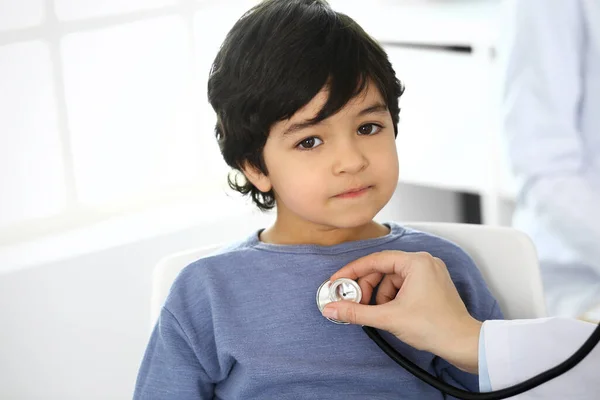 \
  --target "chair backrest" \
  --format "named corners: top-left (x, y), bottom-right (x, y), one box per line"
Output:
top-left (151, 222), bottom-right (546, 325)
